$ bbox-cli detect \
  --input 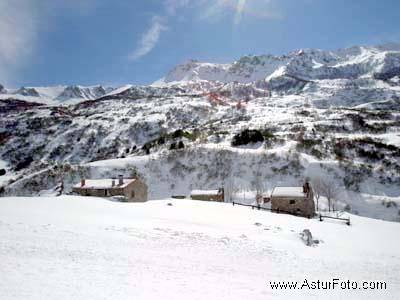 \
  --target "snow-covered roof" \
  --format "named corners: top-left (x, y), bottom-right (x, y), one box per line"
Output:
top-left (191, 189), bottom-right (220, 196)
top-left (73, 178), bottom-right (136, 189)
top-left (271, 187), bottom-right (305, 198)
